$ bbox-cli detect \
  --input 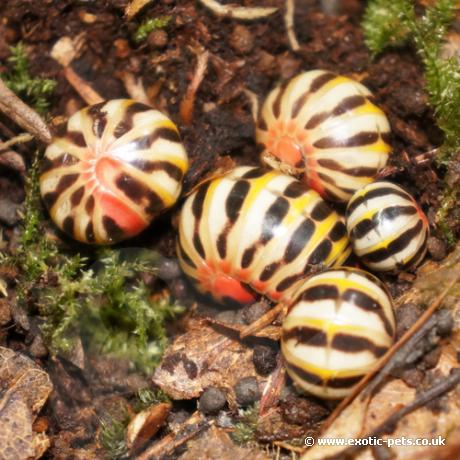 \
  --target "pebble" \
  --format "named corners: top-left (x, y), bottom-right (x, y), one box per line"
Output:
top-left (199, 387), bottom-right (227, 414)
top-left (0, 199), bottom-right (22, 226)
top-left (234, 377), bottom-right (261, 407)
top-left (158, 258), bottom-right (182, 281)
top-left (426, 236), bottom-right (447, 261)
top-left (229, 25), bottom-right (254, 54)
top-left (280, 394), bottom-right (329, 425)
top-left (395, 303), bottom-right (422, 340)
top-left (253, 344), bottom-right (278, 375)
top-left (148, 29), bottom-right (168, 50)
top-left (241, 301), bottom-right (270, 325)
